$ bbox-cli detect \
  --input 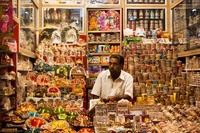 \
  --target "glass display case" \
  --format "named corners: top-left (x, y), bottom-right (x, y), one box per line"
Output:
top-left (125, 8), bottom-right (166, 31)
top-left (20, 7), bottom-right (34, 27)
top-left (42, 8), bottom-right (83, 32)
top-left (89, 0), bottom-right (120, 4)
top-left (19, 0), bottom-right (37, 54)
top-left (126, 0), bottom-right (165, 4)
top-left (172, 0), bottom-right (200, 50)
top-left (43, 0), bottom-right (84, 4)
